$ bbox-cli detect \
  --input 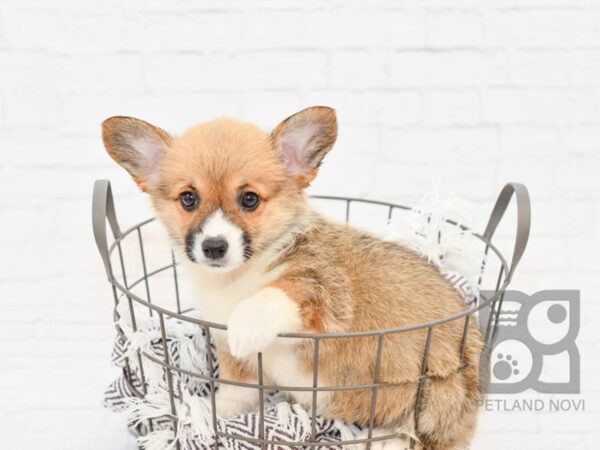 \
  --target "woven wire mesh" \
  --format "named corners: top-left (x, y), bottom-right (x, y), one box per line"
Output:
top-left (93, 181), bottom-right (530, 450)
